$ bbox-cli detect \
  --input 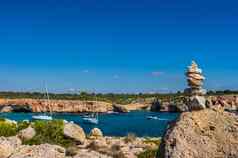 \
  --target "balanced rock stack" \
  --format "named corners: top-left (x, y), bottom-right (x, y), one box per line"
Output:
top-left (184, 61), bottom-right (207, 110)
